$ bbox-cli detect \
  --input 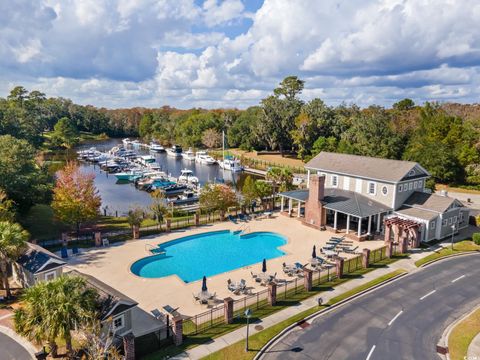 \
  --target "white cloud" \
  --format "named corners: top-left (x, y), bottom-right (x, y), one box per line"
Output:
top-left (203, 0), bottom-right (245, 27)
